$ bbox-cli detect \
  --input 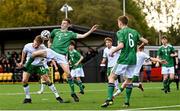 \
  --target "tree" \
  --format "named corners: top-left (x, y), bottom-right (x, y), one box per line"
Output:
top-left (136, 0), bottom-right (180, 45)
top-left (125, 0), bottom-right (157, 45)
top-left (0, 0), bottom-right (49, 27)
